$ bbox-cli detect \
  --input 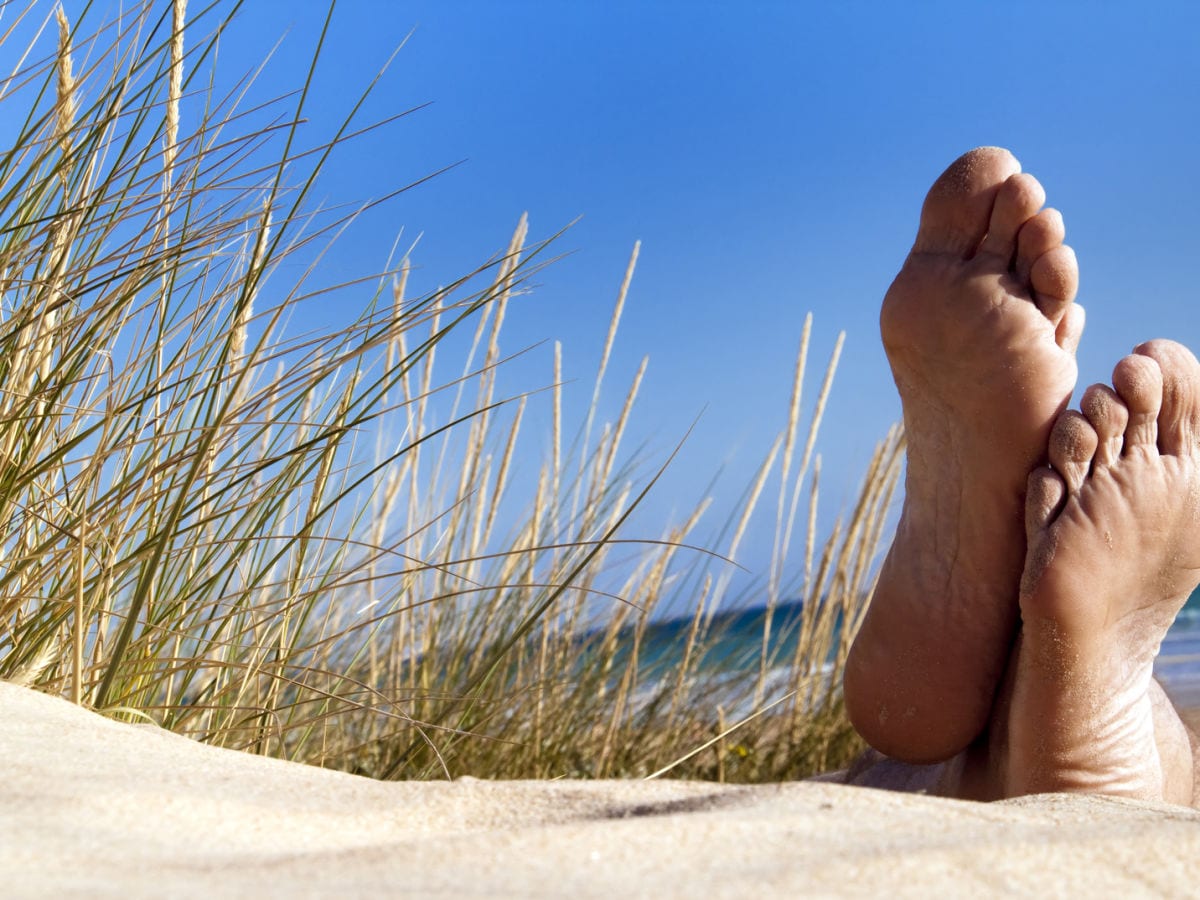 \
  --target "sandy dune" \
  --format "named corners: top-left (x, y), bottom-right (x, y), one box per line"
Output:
top-left (4, 682), bottom-right (1199, 897)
